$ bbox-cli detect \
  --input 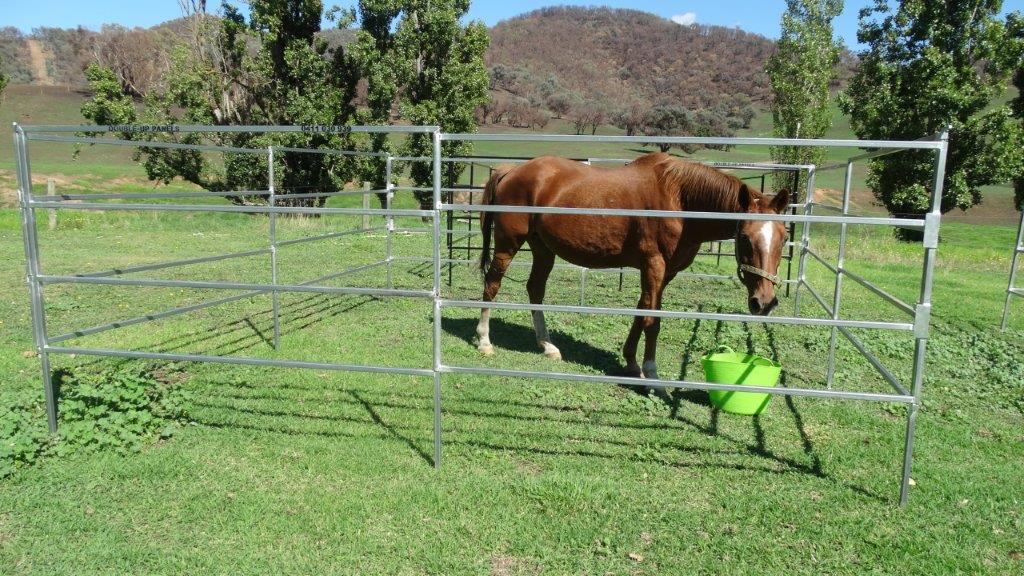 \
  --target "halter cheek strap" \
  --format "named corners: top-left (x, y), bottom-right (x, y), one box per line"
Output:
top-left (737, 263), bottom-right (781, 287)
